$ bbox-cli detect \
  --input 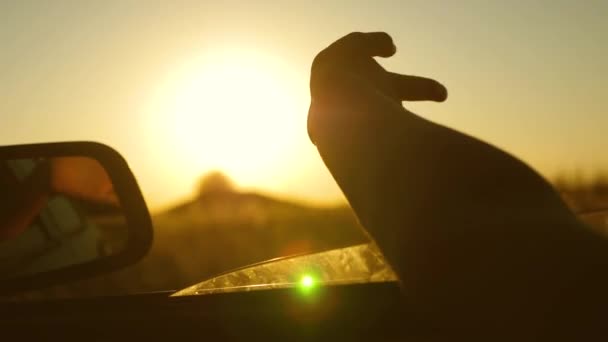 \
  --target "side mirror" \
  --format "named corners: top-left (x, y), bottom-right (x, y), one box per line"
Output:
top-left (0, 142), bottom-right (152, 293)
